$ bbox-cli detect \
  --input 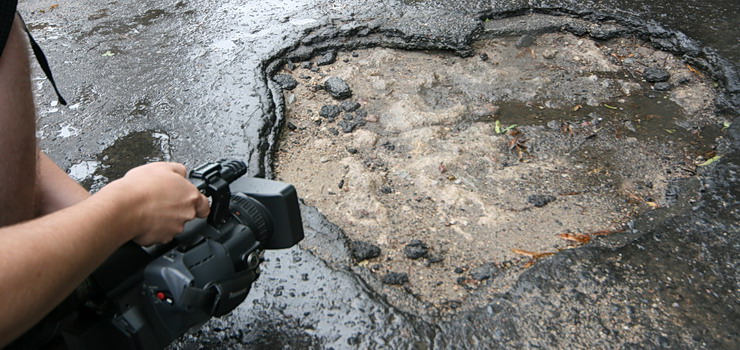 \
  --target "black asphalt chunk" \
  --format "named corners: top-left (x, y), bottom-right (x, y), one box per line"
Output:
top-left (316, 50), bottom-right (338, 66)
top-left (404, 240), bottom-right (429, 259)
top-left (654, 82), bottom-right (673, 91)
top-left (470, 263), bottom-right (498, 281)
top-left (324, 77), bottom-right (353, 99)
top-left (382, 272), bottom-right (409, 285)
top-left (273, 74), bottom-right (298, 90)
top-left (528, 194), bottom-right (557, 207)
top-left (341, 100), bottom-right (361, 112)
top-left (350, 240), bottom-right (381, 261)
top-left (319, 105), bottom-right (341, 120)
top-left (644, 66), bottom-right (671, 82)
top-left (515, 34), bottom-right (536, 48)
